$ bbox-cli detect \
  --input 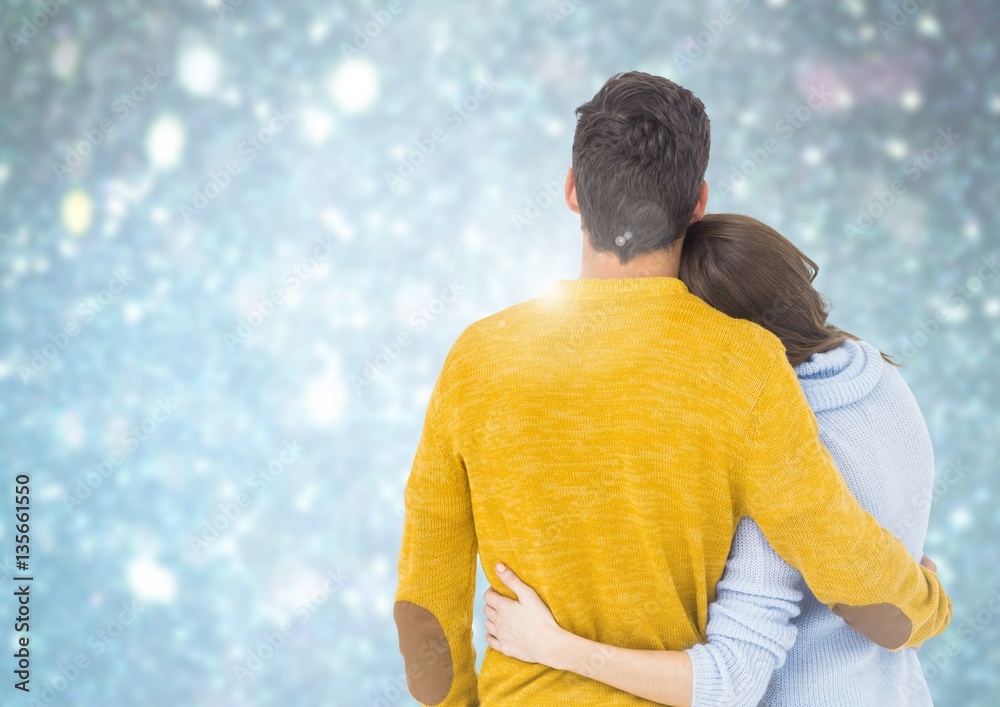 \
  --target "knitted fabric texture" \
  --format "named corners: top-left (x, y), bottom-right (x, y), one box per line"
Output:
top-left (688, 339), bottom-right (936, 706)
top-left (395, 277), bottom-right (951, 706)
